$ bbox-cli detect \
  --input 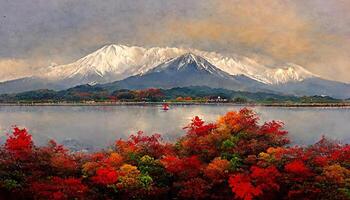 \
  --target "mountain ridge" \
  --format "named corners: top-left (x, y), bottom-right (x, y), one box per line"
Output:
top-left (41, 44), bottom-right (317, 85)
top-left (100, 53), bottom-right (274, 94)
top-left (0, 44), bottom-right (350, 98)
